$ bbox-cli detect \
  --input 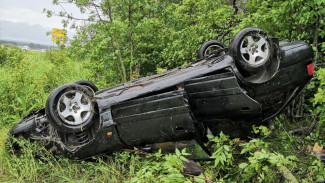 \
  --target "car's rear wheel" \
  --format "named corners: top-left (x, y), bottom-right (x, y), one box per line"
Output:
top-left (197, 40), bottom-right (226, 59)
top-left (46, 84), bottom-right (95, 133)
top-left (229, 28), bottom-right (274, 73)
